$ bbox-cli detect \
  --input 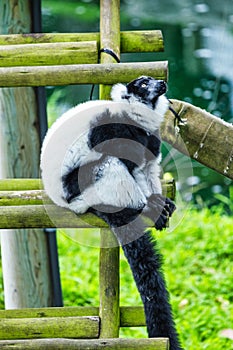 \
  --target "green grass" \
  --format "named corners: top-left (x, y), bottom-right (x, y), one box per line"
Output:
top-left (0, 208), bottom-right (233, 348)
